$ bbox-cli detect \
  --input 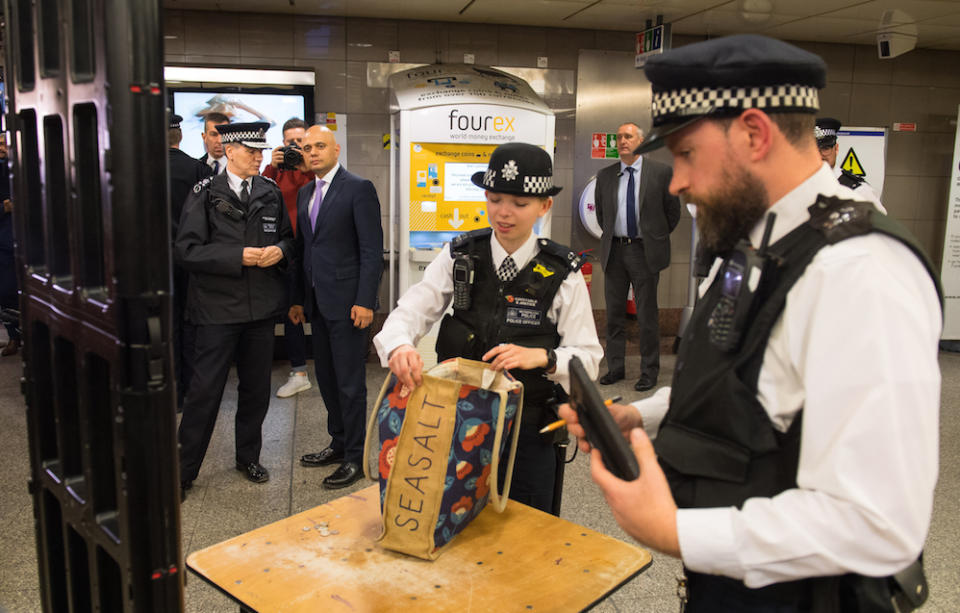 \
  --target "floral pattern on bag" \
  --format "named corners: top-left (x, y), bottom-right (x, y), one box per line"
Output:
top-left (432, 387), bottom-right (520, 549)
top-left (374, 366), bottom-right (521, 552)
